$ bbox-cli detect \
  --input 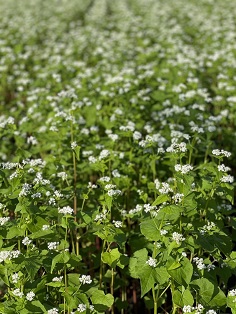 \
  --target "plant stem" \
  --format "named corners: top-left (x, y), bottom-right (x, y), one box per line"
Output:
top-left (152, 287), bottom-right (157, 314)
top-left (111, 268), bottom-right (115, 314)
